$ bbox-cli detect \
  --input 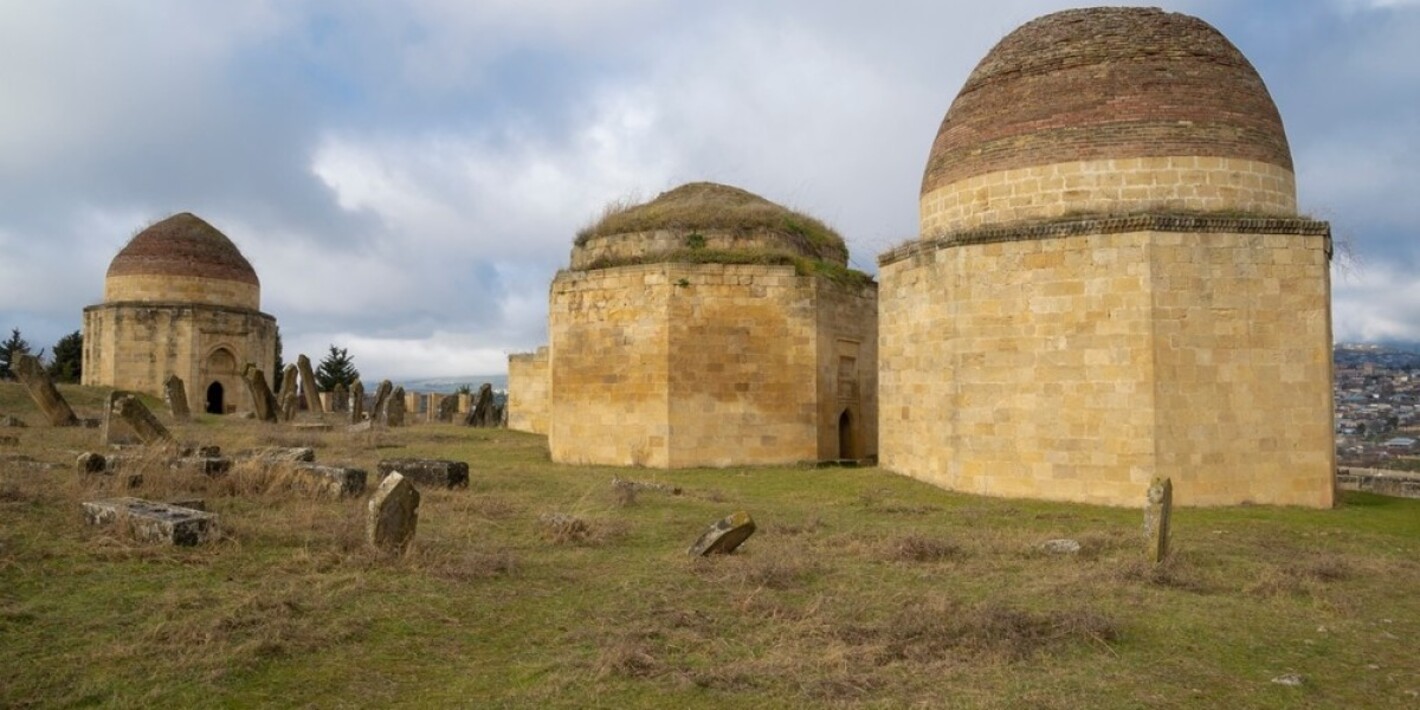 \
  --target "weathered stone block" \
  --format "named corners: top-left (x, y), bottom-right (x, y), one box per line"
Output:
top-left (76, 452), bottom-right (107, 474)
top-left (82, 497), bottom-right (218, 546)
top-left (1144, 477), bottom-right (1173, 564)
top-left (688, 510), bottom-right (756, 556)
top-left (297, 354), bottom-right (323, 413)
top-left (294, 464), bottom-right (367, 497)
top-left (368, 472), bottom-right (419, 552)
top-left (113, 394), bottom-right (172, 445)
top-left (239, 446), bottom-right (316, 463)
top-left (164, 374), bottom-right (190, 421)
top-left (173, 457), bottom-right (233, 477)
top-left (14, 354), bottom-right (78, 427)
top-left (377, 459), bottom-right (469, 489)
